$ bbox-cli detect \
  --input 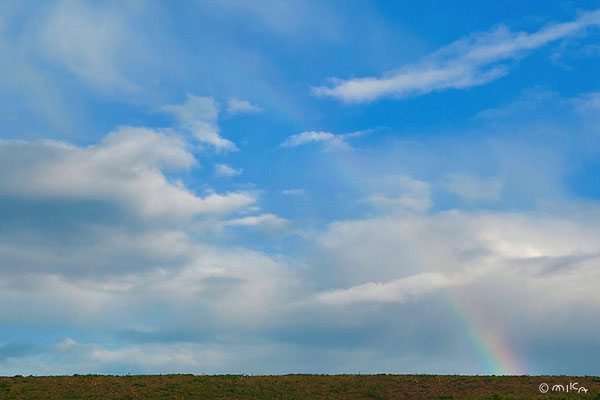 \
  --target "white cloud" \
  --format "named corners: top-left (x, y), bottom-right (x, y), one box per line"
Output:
top-left (0, 231), bottom-right (300, 325)
top-left (2, 155), bottom-right (600, 374)
top-left (2, 82), bottom-right (600, 374)
top-left (314, 9), bottom-right (600, 102)
top-left (281, 131), bottom-right (342, 147)
top-left (315, 207), bottom-right (600, 302)
top-left (163, 94), bottom-right (238, 151)
top-left (281, 130), bottom-right (367, 149)
top-left (0, 127), bottom-right (253, 220)
top-left (226, 98), bottom-right (261, 114)
top-left (3, 197), bottom-right (600, 374)
top-left (224, 213), bottom-right (289, 231)
top-left (315, 272), bottom-right (451, 305)
top-left (0, 121), bottom-right (297, 333)
top-left (215, 163), bottom-right (243, 177)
